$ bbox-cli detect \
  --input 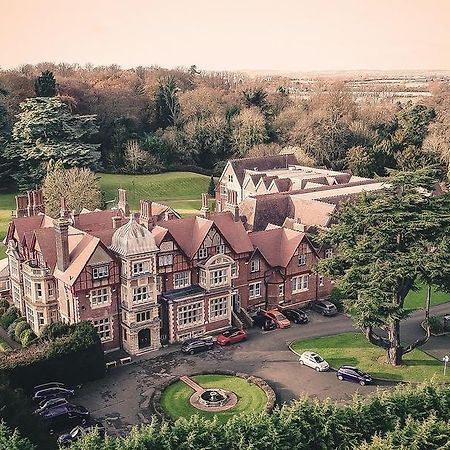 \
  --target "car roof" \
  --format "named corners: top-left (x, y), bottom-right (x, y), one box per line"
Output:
top-left (302, 351), bottom-right (318, 357)
top-left (340, 365), bottom-right (358, 370)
